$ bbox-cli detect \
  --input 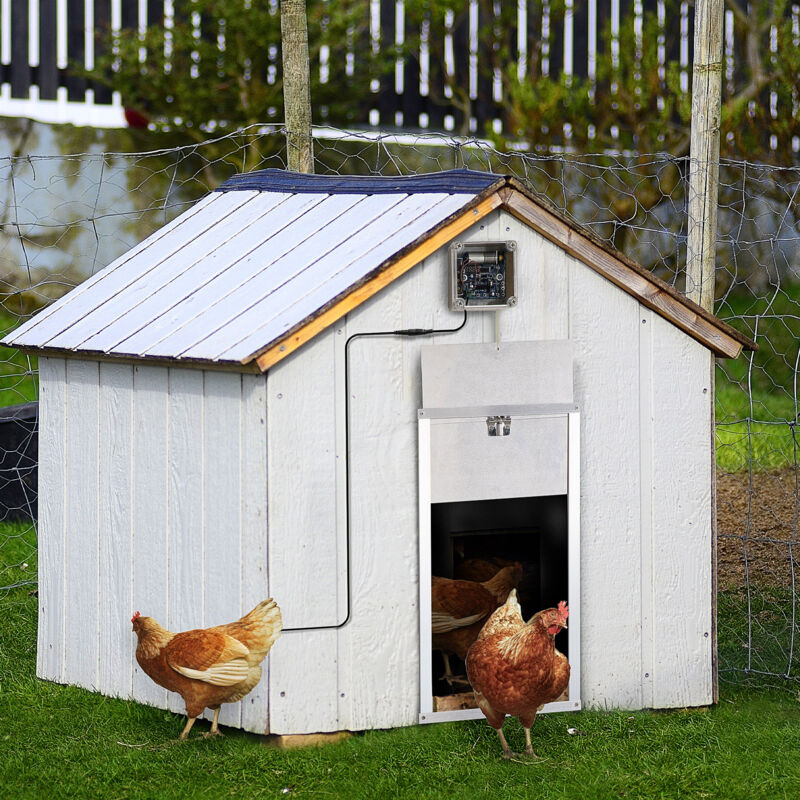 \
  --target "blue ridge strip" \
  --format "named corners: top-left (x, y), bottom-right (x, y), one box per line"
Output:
top-left (216, 168), bottom-right (506, 195)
